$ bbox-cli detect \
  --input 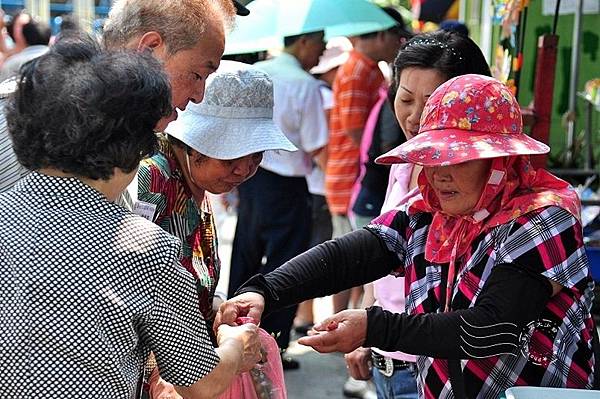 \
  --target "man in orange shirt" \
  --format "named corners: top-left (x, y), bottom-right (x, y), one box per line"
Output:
top-left (326, 7), bottom-right (409, 235)
top-left (326, 6), bottom-right (407, 279)
top-left (324, 7), bottom-right (410, 397)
